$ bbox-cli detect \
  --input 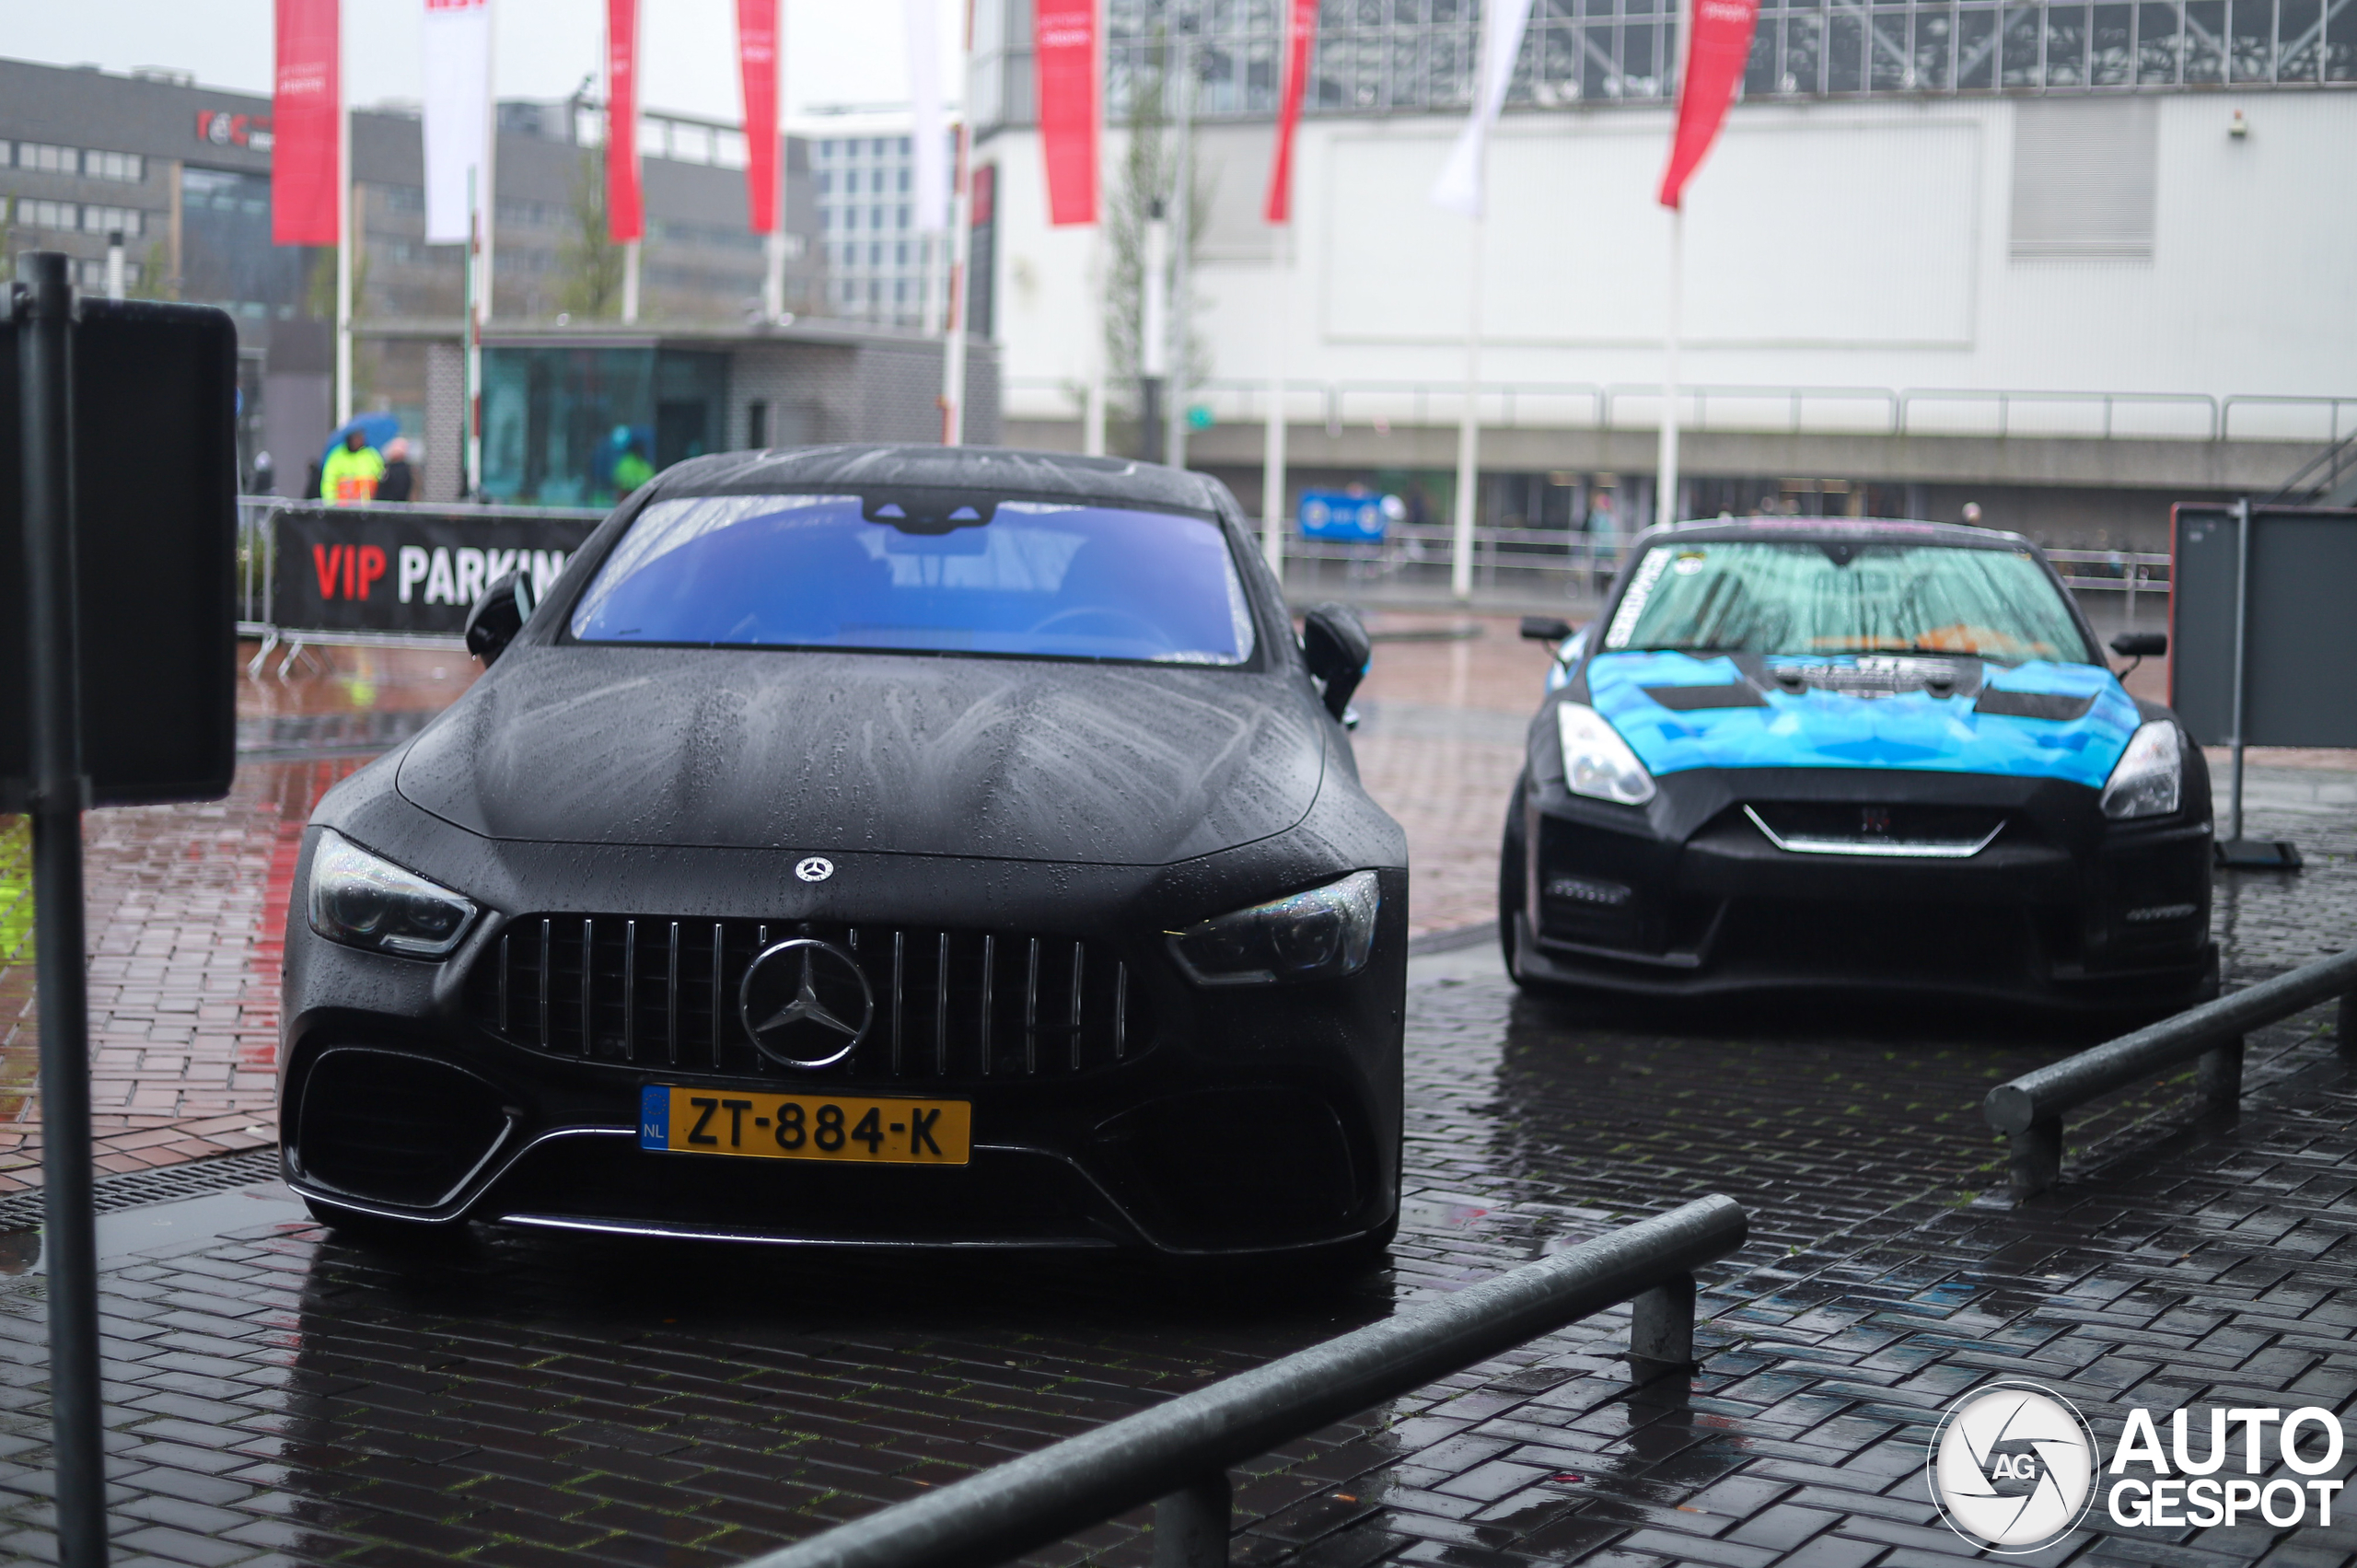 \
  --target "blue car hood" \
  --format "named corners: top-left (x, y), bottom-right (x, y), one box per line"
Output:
top-left (1584, 651), bottom-right (2139, 790)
